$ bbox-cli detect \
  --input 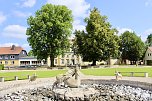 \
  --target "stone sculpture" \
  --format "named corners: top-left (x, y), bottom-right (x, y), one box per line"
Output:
top-left (115, 71), bottom-right (122, 81)
top-left (52, 66), bottom-right (80, 90)
top-left (29, 73), bottom-right (37, 82)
